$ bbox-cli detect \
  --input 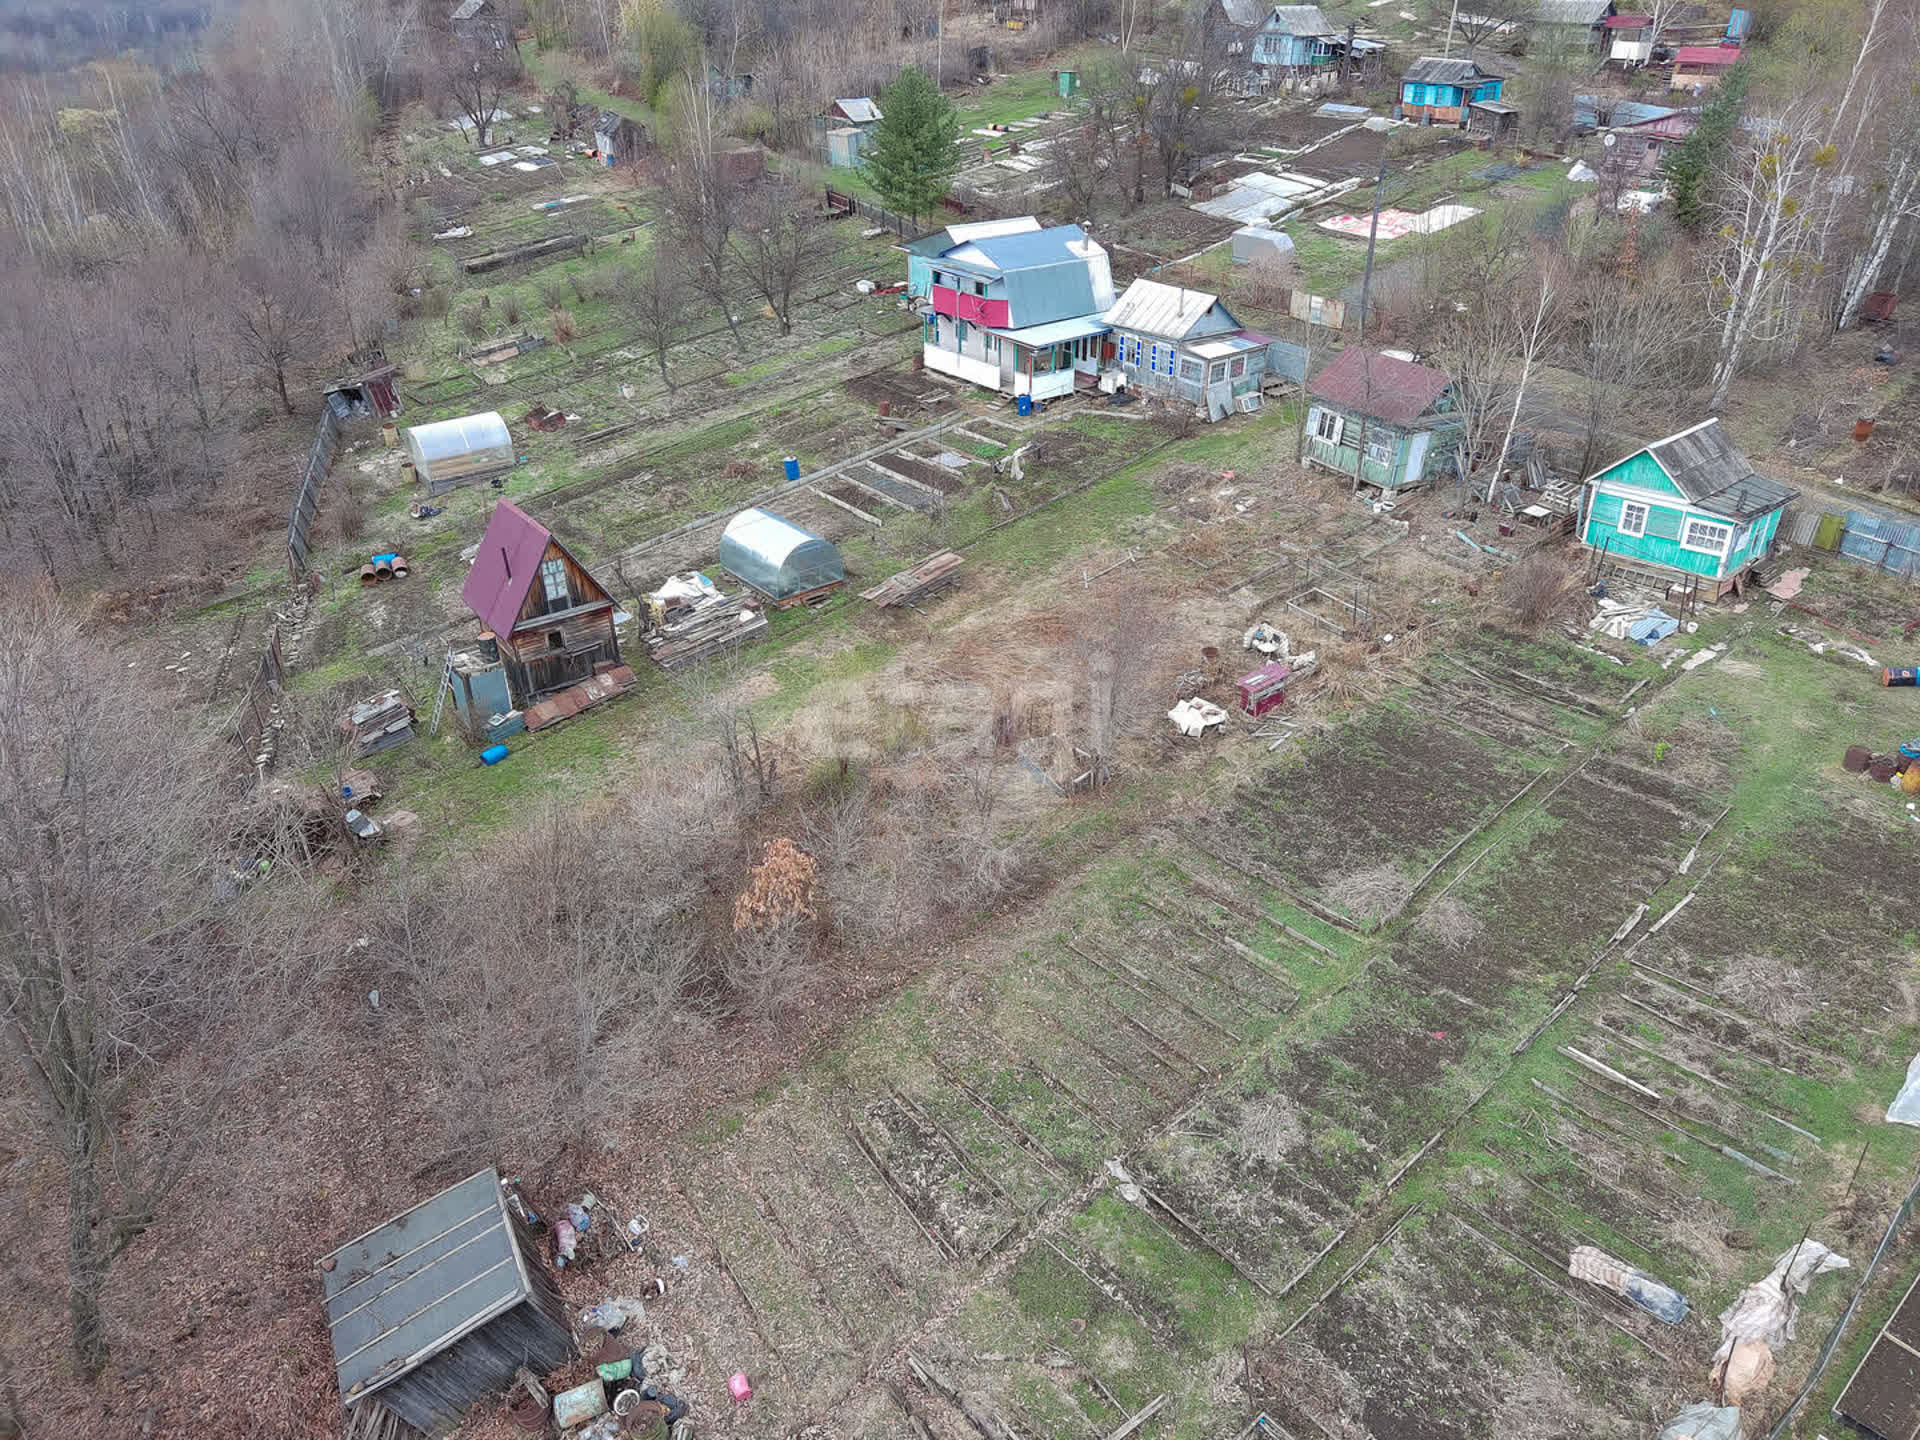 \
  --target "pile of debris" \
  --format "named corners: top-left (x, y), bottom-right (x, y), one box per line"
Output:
top-left (643, 573), bottom-right (768, 669)
top-left (339, 689), bottom-right (415, 758)
top-left (860, 550), bottom-right (964, 609)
